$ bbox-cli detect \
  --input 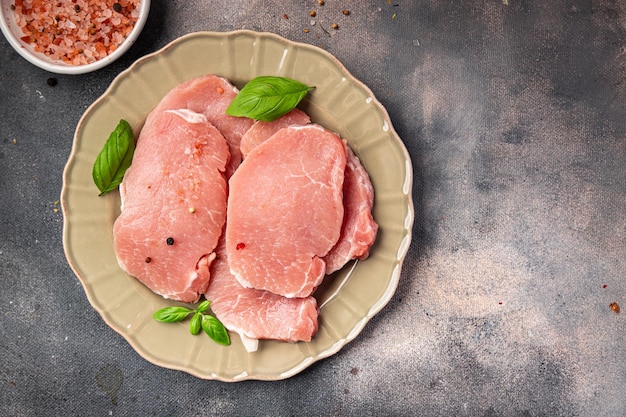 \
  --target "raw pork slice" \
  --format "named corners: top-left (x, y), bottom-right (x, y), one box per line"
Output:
top-left (323, 146), bottom-right (378, 273)
top-left (206, 241), bottom-right (319, 352)
top-left (238, 110), bottom-right (378, 274)
top-left (113, 109), bottom-right (230, 302)
top-left (147, 74), bottom-right (254, 177)
top-left (226, 124), bottom-right (346, 298)
top-left (240, 108), bottom-right (310, 159)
